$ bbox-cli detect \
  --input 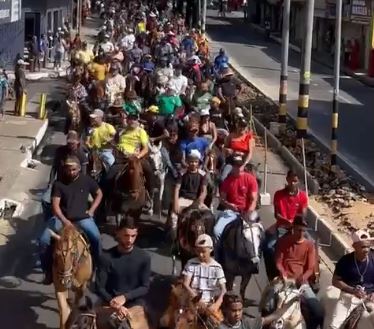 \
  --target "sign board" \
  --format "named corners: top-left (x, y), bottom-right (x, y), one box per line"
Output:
top-left (350, 0), bottom-right (371, 23)
top-left (0, 0), bottom-right (12, 24)
top-left (0, 0), bottom-right (21, 24)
